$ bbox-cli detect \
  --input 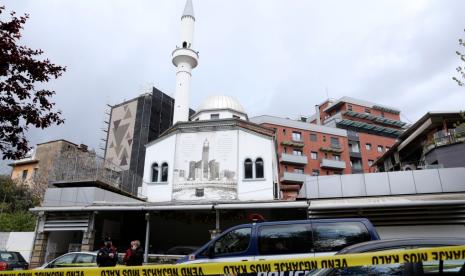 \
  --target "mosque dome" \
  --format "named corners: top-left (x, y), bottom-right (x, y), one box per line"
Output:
top-left (197, 95), bottom-right (245, 114)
